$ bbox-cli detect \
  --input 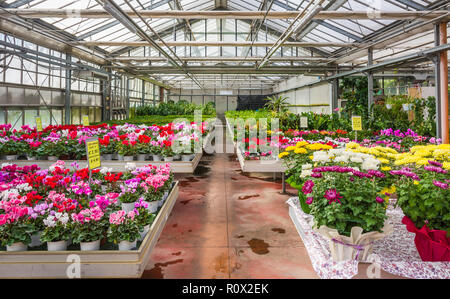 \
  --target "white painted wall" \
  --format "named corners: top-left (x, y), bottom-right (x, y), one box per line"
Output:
top-left (273, 75), bottom-right (332, 114)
